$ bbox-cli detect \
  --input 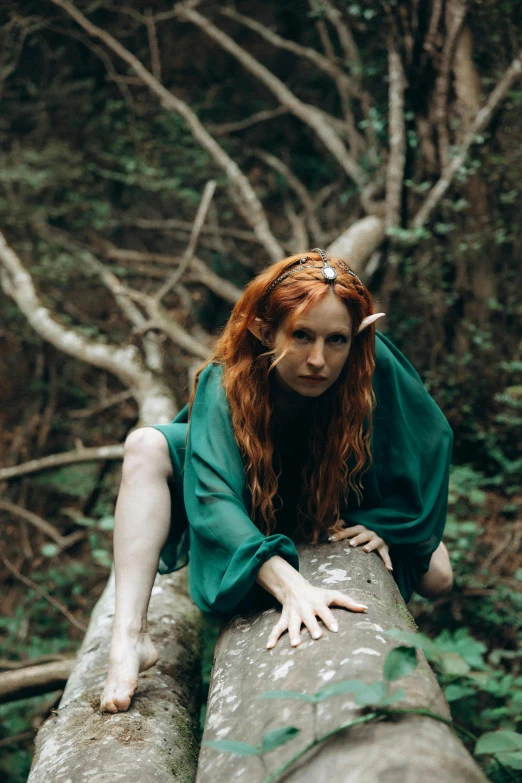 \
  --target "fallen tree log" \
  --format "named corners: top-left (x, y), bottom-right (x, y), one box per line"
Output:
top-left (0, 659), bottom-right (75, 704)
top-left (28, 569), bottom-right (202, 783)
top-left (198, 545), bottom-right (487, 782)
